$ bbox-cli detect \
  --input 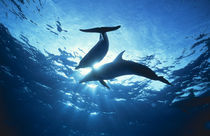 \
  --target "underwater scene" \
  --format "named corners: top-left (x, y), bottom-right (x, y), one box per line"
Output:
top-left (0, 0), bottom-right (210, 136)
